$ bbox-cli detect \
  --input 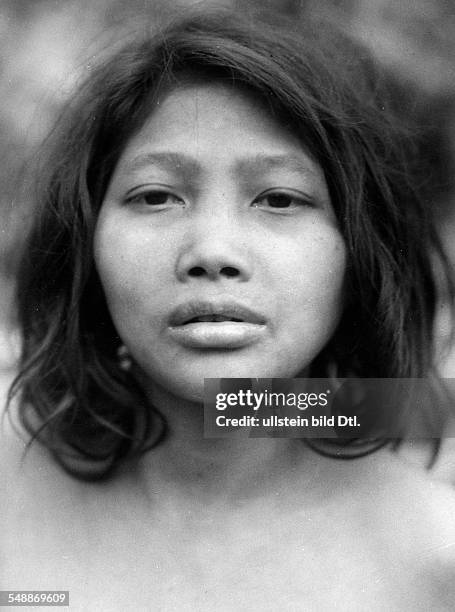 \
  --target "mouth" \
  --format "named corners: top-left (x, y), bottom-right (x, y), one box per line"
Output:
top-left (169, 301), bottom-right (265, 326)
top-left (183, 314), bottom-right (244, 324)
top-left (168, 301), bottom-right (267, 348)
